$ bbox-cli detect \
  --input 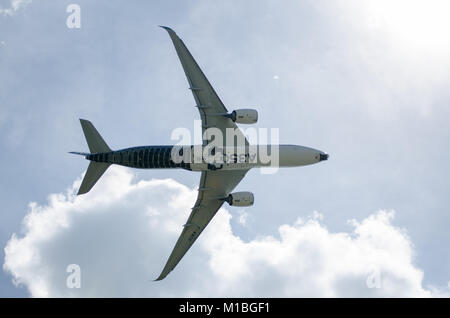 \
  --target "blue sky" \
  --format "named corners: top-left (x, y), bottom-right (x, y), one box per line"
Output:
top-left (1, 0), bottom-right (450, 297)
